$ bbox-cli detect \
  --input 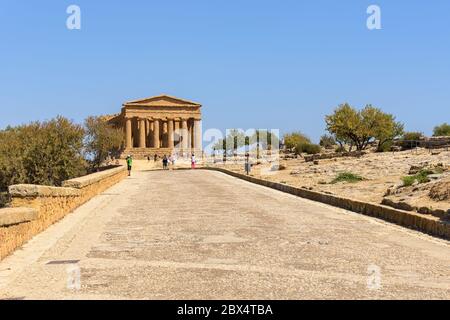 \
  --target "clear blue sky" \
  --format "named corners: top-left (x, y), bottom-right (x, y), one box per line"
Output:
top-left (0, 0), bottom-right (449, 142)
